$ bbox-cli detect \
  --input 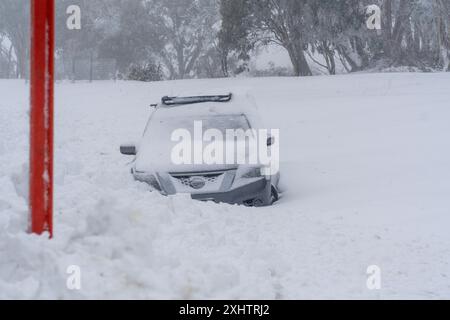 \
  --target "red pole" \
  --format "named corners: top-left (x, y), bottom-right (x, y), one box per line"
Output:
top-left (30, 0), bottom-right (54, 237)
